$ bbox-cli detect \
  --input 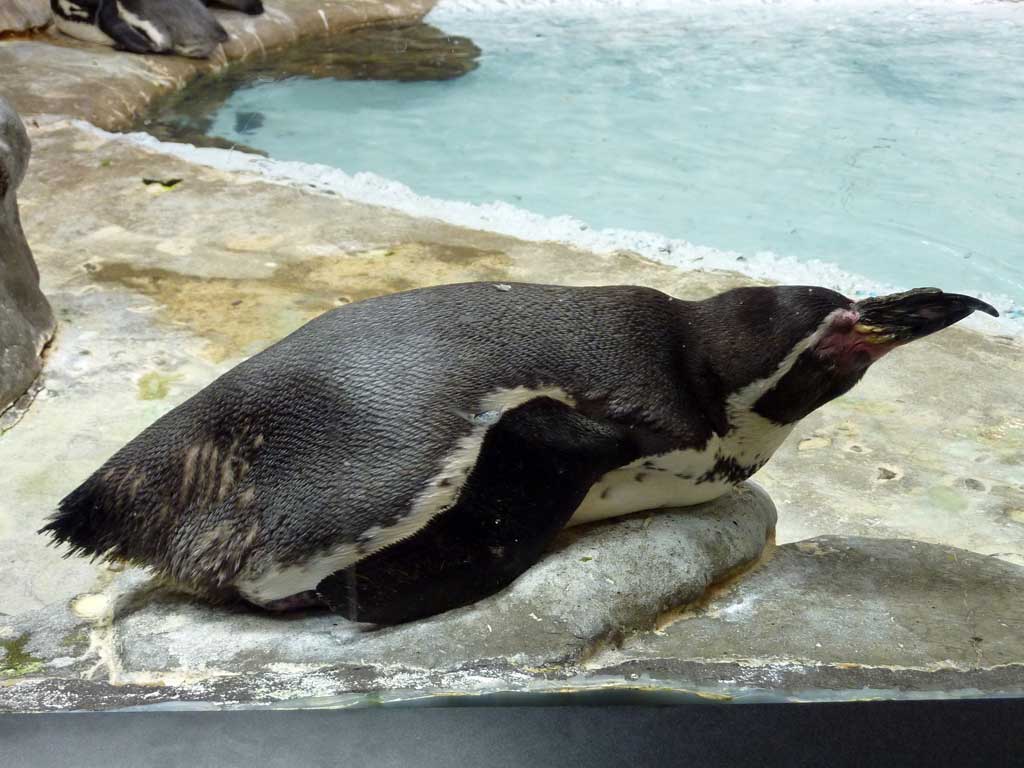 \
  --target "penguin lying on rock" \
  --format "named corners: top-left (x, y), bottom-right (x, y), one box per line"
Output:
top-left (50, 0), bottom-right (262, 59)
top-left (42, 283), bottom-right (997, 625)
